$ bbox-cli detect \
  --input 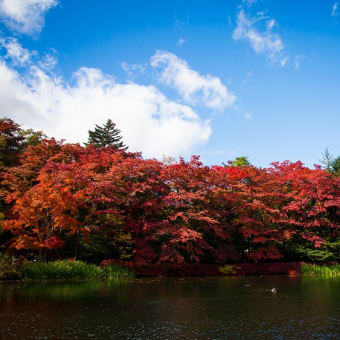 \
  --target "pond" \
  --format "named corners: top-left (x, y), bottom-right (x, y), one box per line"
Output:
top-left (0, 276), bottom-right (339, 339)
